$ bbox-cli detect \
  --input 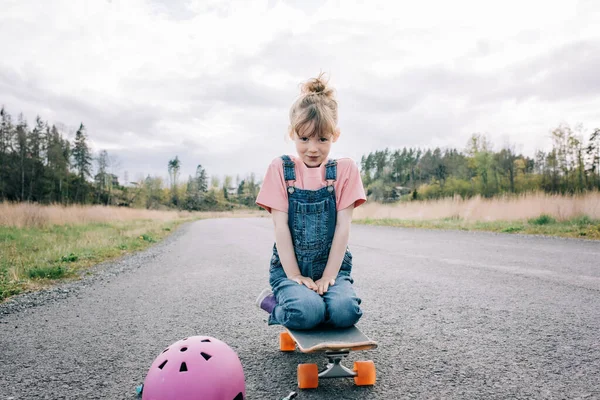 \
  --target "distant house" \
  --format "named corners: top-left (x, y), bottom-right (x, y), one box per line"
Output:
top-left (226, 186), bottom-right (238, 197)
top-left (394, 186), bottom-right (412, 195)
